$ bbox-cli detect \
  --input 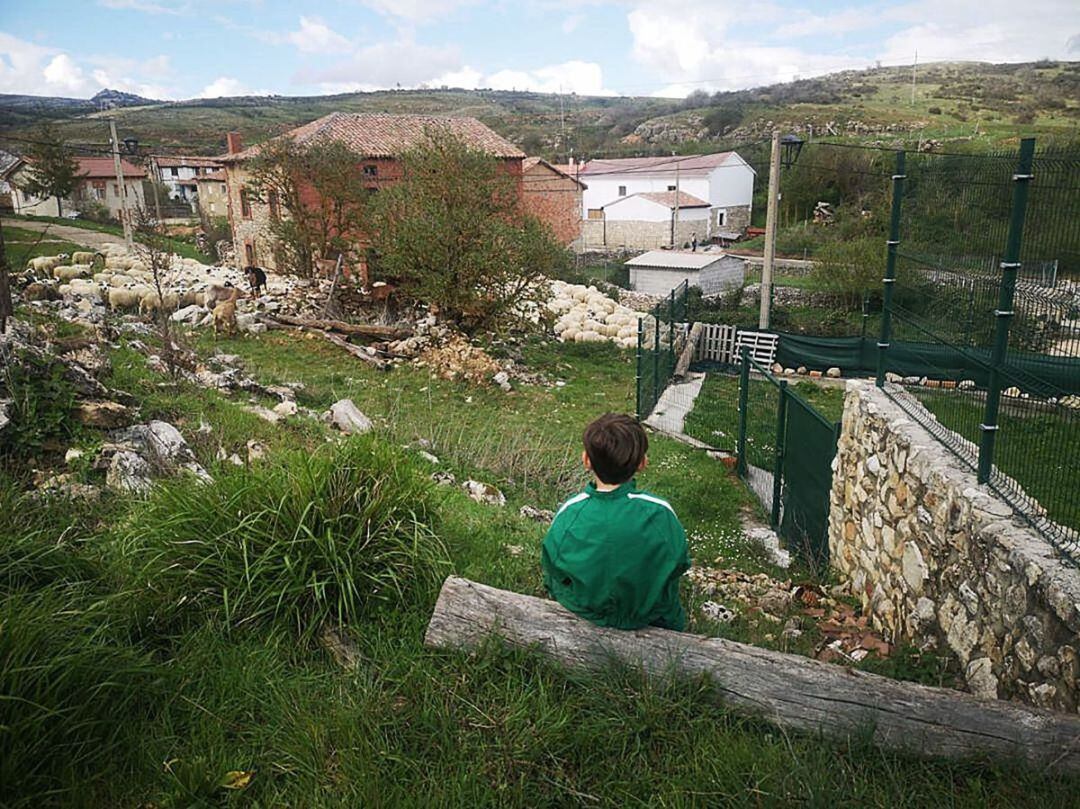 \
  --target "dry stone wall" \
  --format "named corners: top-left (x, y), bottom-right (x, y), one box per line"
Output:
top-left (829, 381), bottom-right (1080, 713)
